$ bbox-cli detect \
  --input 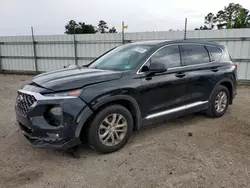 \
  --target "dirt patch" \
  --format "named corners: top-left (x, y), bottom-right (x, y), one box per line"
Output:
top-left (0, 74), bottom-right (250, 188)
top-left (0, 169), bottom-right (44, 188)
